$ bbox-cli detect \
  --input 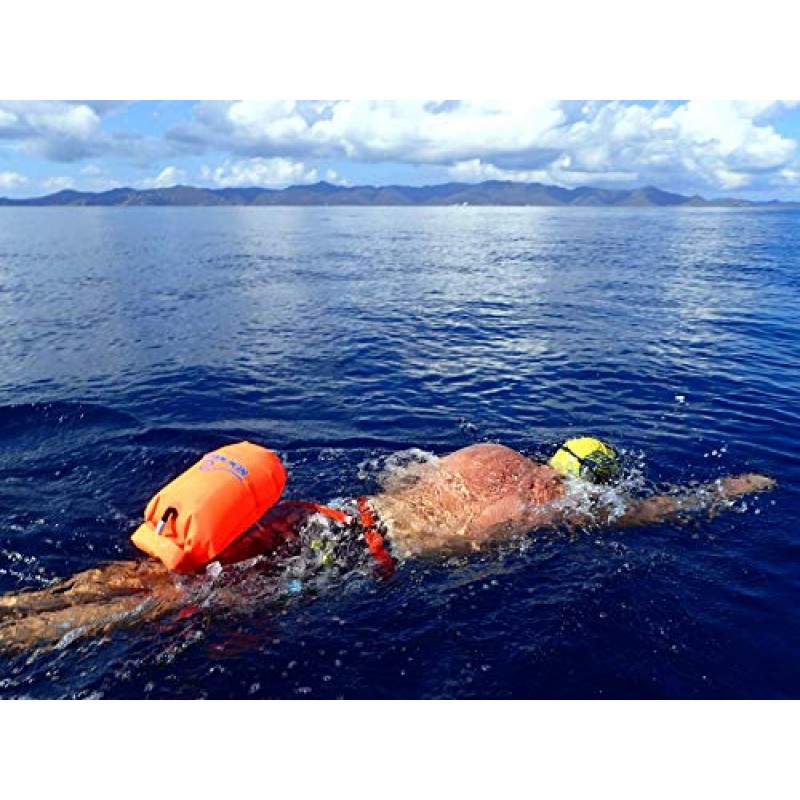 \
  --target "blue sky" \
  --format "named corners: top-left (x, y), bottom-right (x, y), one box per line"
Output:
top-left (2, 101), bottom-right (800, 200)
